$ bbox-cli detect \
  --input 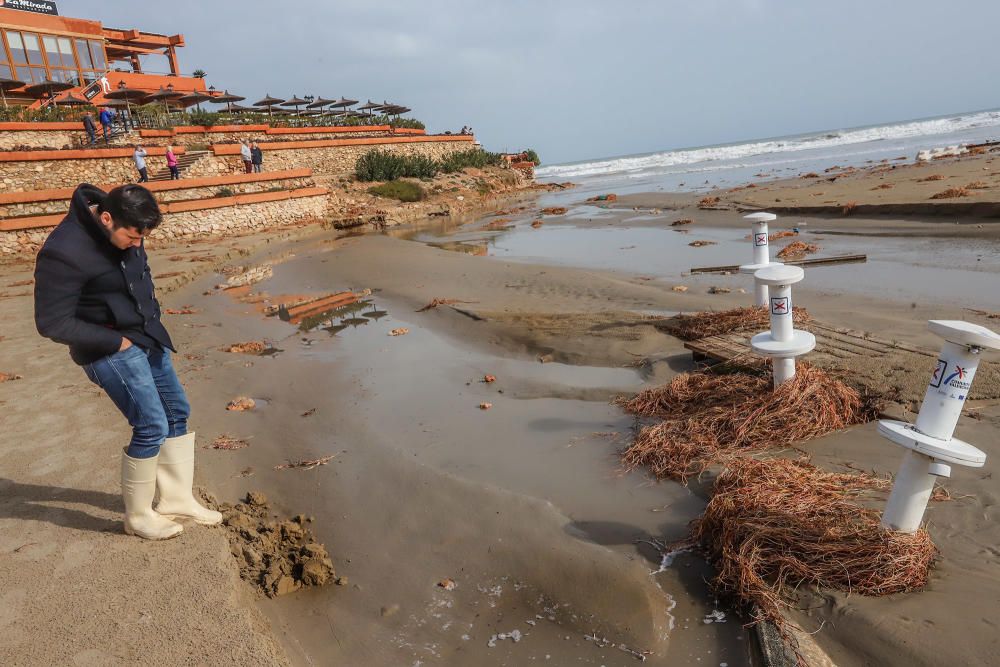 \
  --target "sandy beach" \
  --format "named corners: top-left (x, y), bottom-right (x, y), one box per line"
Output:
top-left (2, 146), bottom-right (999, 667)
